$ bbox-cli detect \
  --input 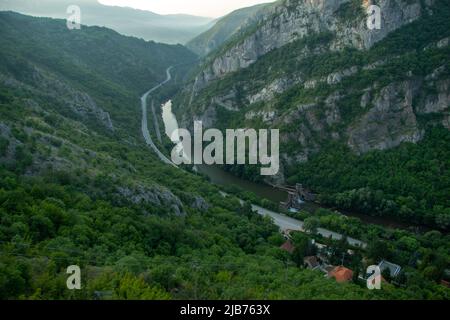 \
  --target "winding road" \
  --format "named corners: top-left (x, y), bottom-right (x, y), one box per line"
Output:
top-left (141, 66), bottom-right (366, 249)
top-left (252, 204), bottom-right (366, 248)
top-left (141, 67), bottom-right (177, 167)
